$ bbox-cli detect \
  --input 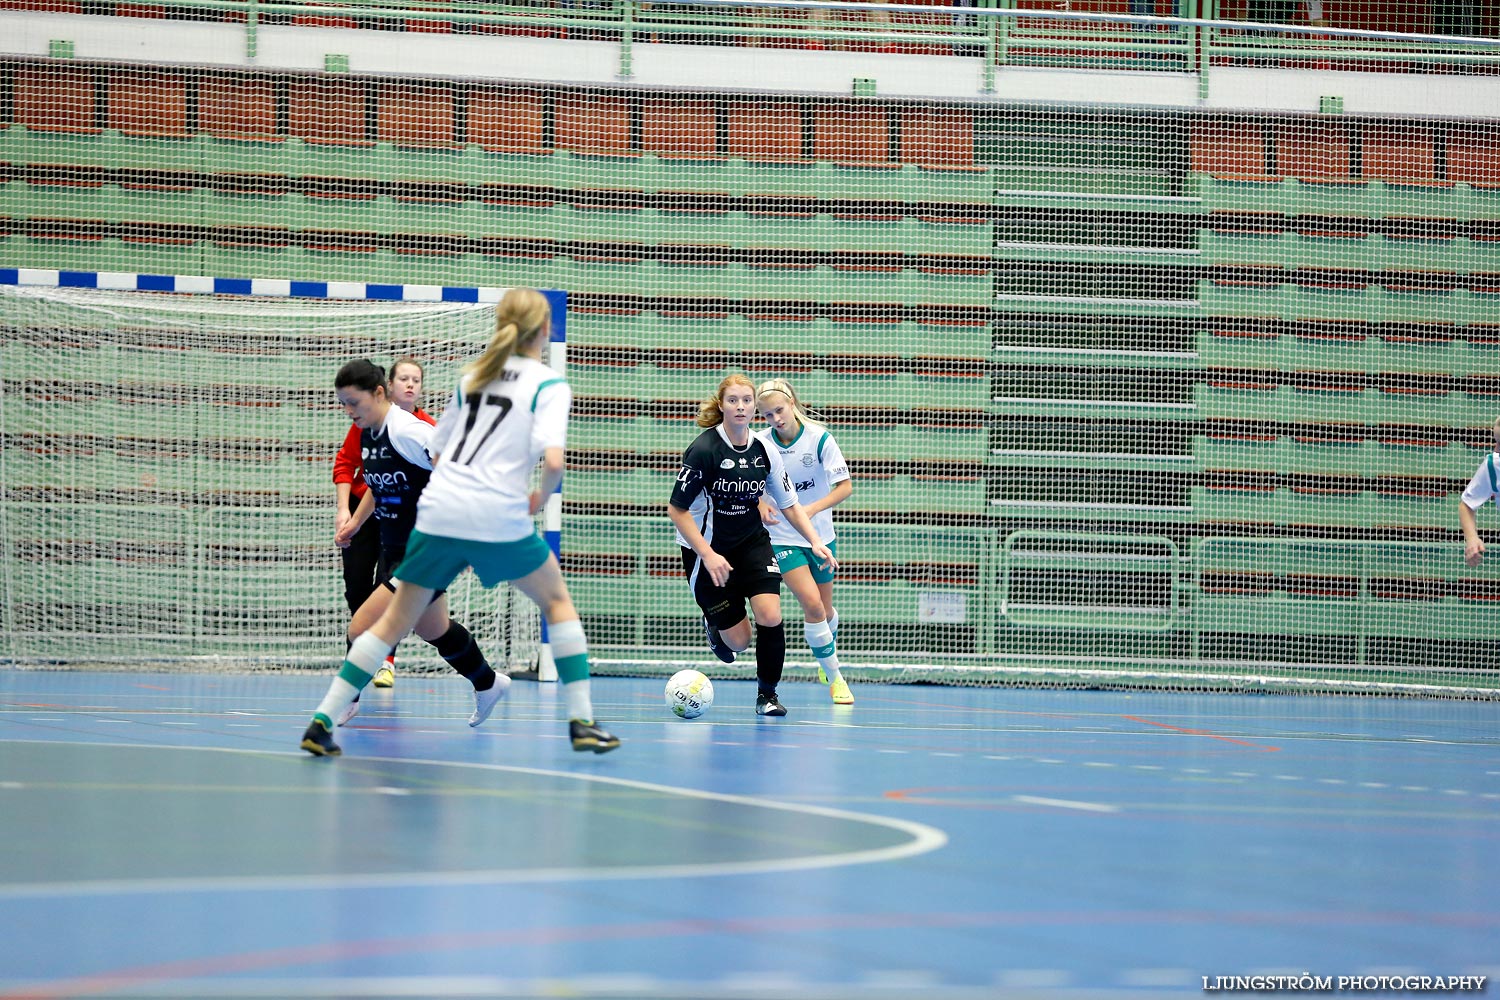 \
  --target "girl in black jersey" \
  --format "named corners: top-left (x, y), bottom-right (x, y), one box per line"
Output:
top-left (666, 374), bottom-right (836, 716)
top-left (309, 360), bottom-right (505, 740)
top-left (332, 356), bottom-right (435, 690)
